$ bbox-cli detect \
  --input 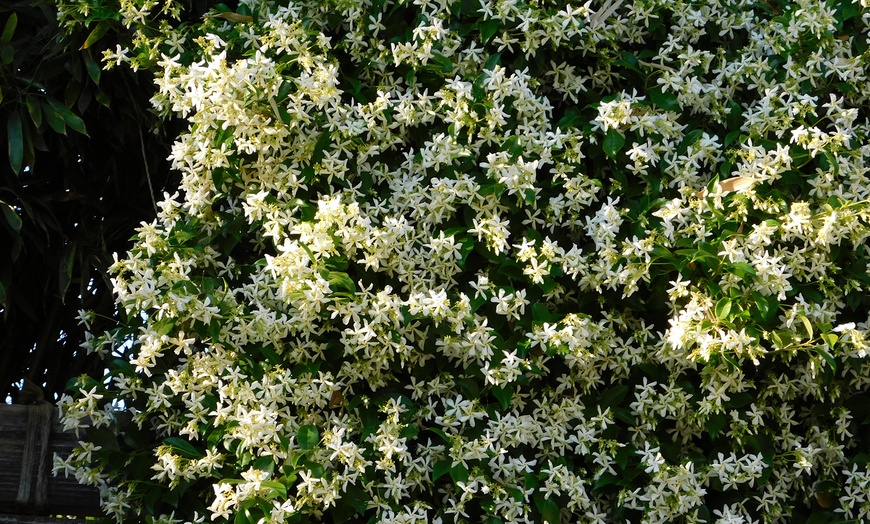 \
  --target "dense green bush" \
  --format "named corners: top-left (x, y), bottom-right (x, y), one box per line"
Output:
top-left (59, 0), bottom-right (870, 522)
